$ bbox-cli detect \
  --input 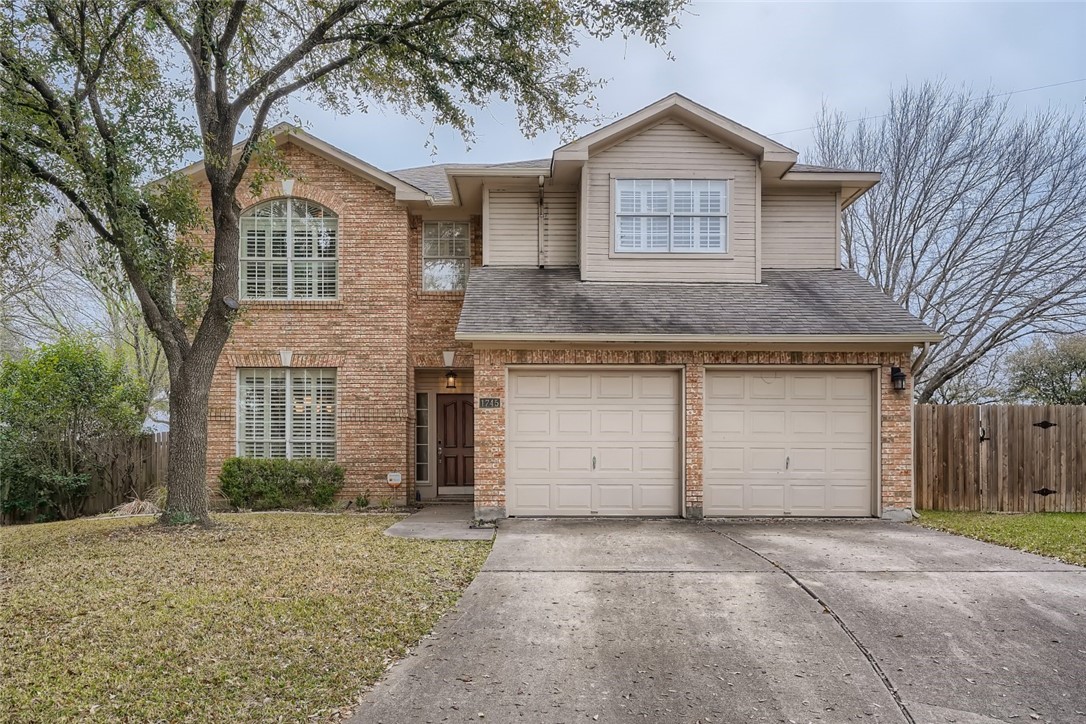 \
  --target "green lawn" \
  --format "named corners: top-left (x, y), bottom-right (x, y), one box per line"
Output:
top-left (915, 511), bottom-right (1086, 566)
top-left (0, 513), bottom-right (492, 722)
